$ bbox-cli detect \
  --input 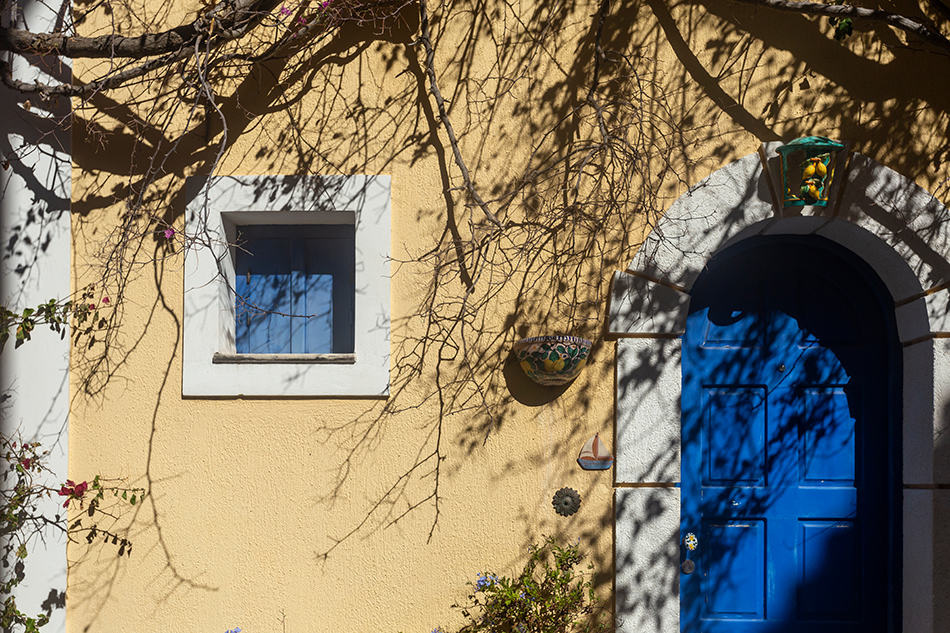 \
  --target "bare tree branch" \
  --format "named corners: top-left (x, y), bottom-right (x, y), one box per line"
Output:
top-left (728, 0), bottom-right (950, 53)
top-left (0, 49), bottom-right (190, 96)
top-left (0, 0), bottom-right (278, 58)
top-left (416, 0), bottom-right (503, 228)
